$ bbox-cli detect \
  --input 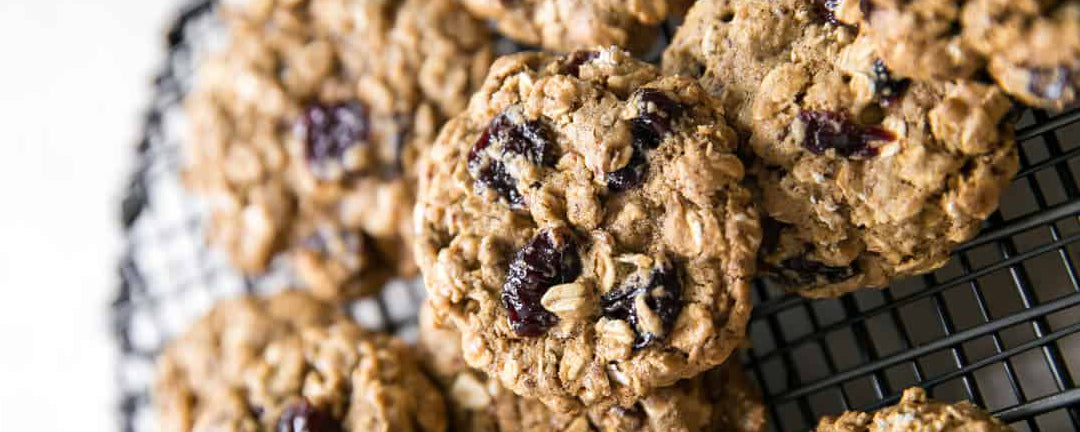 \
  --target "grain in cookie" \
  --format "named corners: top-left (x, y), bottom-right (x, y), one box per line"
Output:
top-left (813, 387), bottom-right (1015, 432)
top-left (415, 46), bottom-right (760, 412)
top-left (664, 0), bottom-right (1018, 297)
top-left (155, 291), bottom-right (447, 432)
top-left (184, 0), bottom-right (495, 301)
top-left (459, 0), bottom-right (695, 53)
top-left (417, 301), bottom-right (768, 432)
